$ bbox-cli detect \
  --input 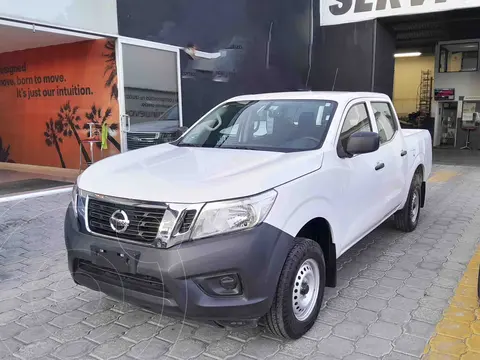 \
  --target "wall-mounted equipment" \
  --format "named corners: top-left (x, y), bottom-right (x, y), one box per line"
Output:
top-left (434, 88), bottom-right (455, 101)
